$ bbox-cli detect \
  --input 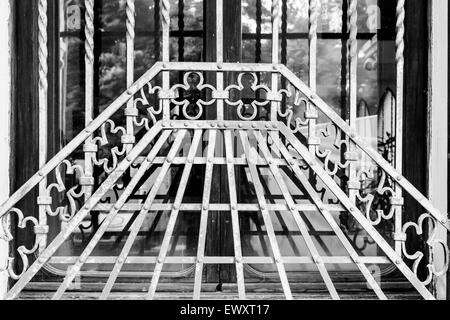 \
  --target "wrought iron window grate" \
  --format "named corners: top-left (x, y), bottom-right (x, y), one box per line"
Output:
top-left (0, 0), bottom-right (449, 300)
